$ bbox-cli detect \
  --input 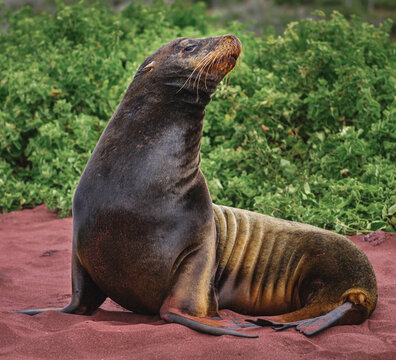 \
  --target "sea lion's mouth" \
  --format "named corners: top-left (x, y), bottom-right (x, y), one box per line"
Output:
top-left (203, 39), bottom-right (241, 75)
top-left (227, 53), bottom-right (238, 67)
top-left (230, 53), bottom-right (238, 62)
top-left (207, 54), bottom-right (237, 73)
